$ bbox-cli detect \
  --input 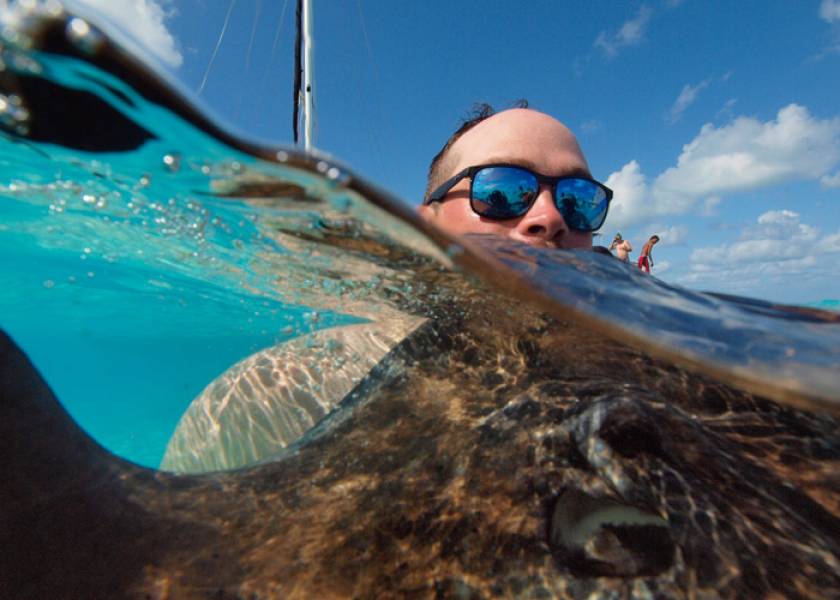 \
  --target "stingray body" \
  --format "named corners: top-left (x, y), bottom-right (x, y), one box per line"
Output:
top-left (3, 289), bottom-right (840, 599)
